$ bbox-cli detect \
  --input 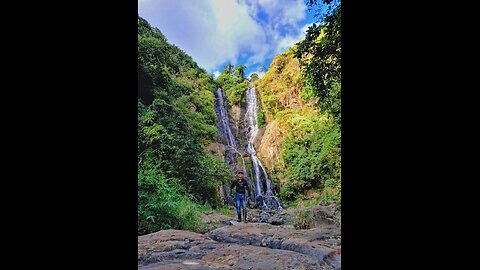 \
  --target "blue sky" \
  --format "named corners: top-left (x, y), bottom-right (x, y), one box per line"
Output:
top-left (138, 0), bottom-right (326, 79)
